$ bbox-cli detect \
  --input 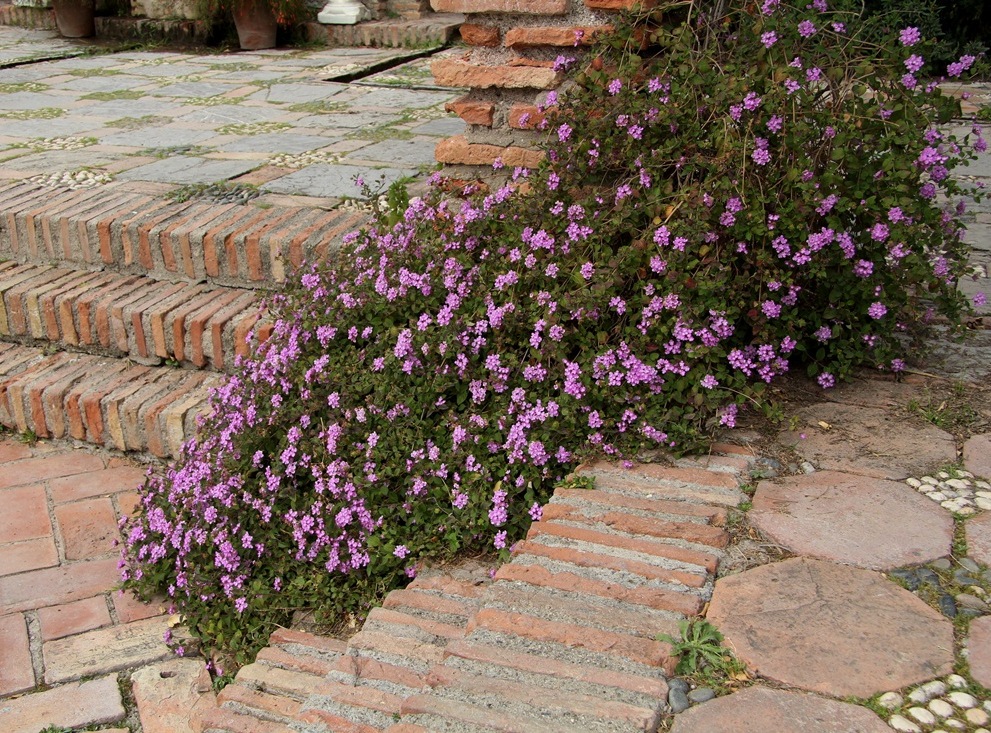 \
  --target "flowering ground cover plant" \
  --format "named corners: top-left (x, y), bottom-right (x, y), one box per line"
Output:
top-left (121, 0), bottom-right (987, 664)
